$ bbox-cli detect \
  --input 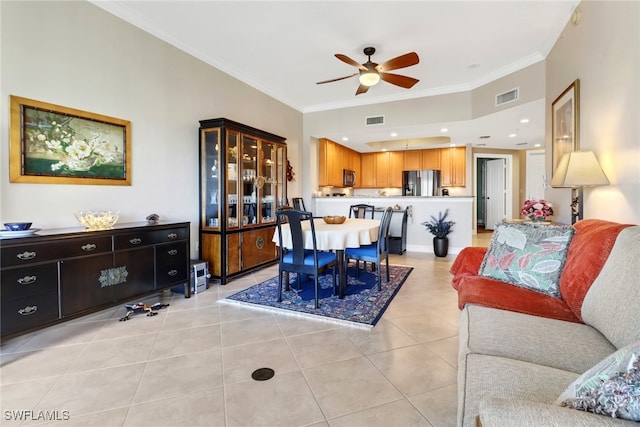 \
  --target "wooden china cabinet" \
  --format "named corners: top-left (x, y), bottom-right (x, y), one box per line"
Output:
top-left (198, 118), bottom-right (287, 285)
